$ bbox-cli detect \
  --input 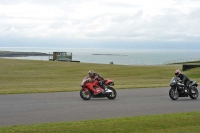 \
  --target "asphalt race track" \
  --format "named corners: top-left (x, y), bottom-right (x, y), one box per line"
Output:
top-left (0, 87), bottom-right (200, 126)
